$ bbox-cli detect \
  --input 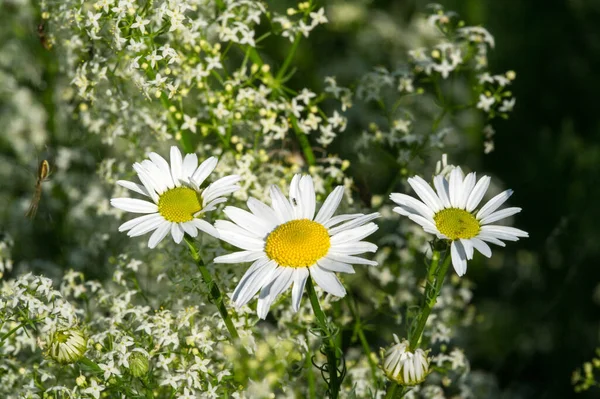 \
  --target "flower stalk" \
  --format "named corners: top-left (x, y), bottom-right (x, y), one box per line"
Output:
top-left (306, 277), bottom-right (343, 399)
top-left (184, 236), bottom-right (239, 341)
top-left (408, 249), bottom-right (452, 350)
